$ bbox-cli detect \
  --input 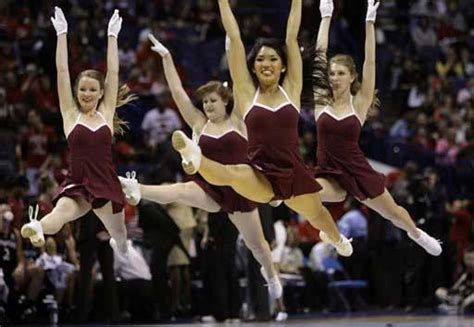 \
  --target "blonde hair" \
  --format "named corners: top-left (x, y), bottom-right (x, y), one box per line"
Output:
top-left (74, 69), bottom-right (136, 135)
top-left (329, 54), bottom-right (380, 116)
